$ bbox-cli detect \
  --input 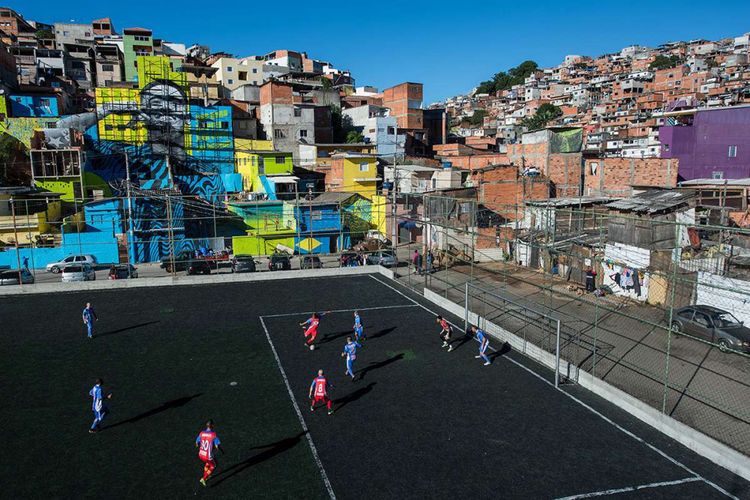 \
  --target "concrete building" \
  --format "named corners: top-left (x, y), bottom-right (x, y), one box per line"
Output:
top-left (212, 56), bottom-right (265, 97)
top-left (342, 104), bottom-right (405, 158)
top-left (53, 22), bottom-right (94, 46)
top-left (94, 44), bottom-right (123, 87)
top-left (92, 18), bottom-right (115, 37)
top-left (382, 82), bottom-right (430, 156)
top-left (0, 7), bottom-right (36, 45)
top-left (384, 164), bottom-right (462, 194)
top-left (122, 27), bottom-right (154, 82)
top-left (264, 49), bottom-right (303, 72)
top-left (660, 106), bottom-right (750, 180)
top-left (62, 42), bottom-right (96, 90)
top-left (259, 81), bottom-right (315, 159)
